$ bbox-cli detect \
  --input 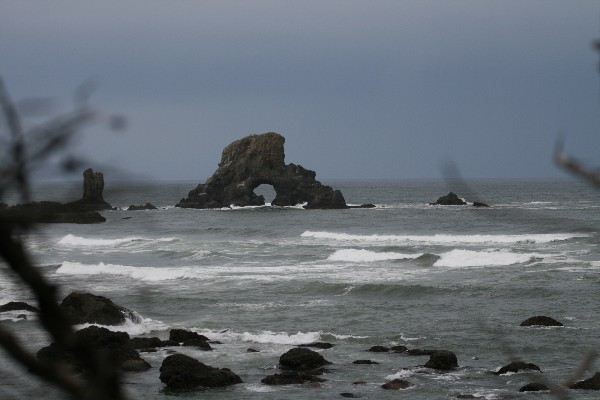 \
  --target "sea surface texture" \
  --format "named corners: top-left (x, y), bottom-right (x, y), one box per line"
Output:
top-left (1, 179), bottom-right (599, 399)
